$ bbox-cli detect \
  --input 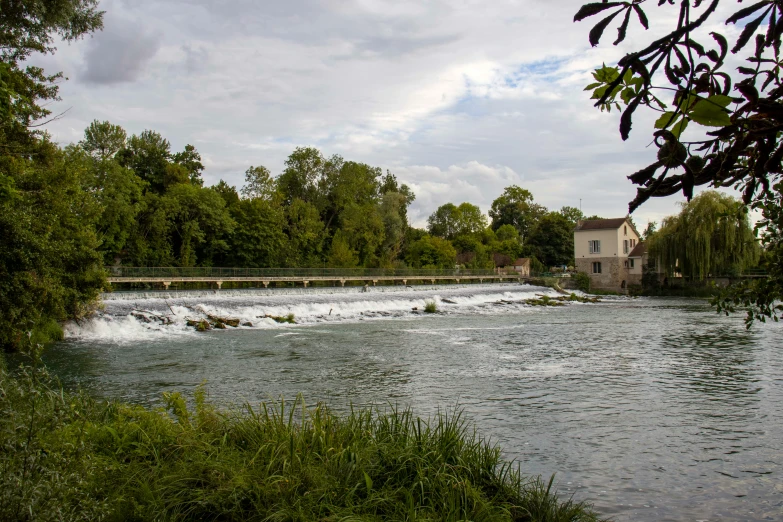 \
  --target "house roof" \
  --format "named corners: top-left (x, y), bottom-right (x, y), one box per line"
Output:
top-left (629, 242), bottom-right (647, 257)
top-left (575, 218), bottom-right (628, 231)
